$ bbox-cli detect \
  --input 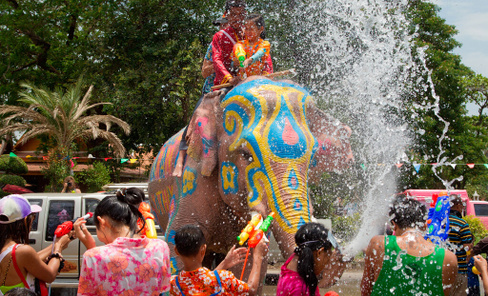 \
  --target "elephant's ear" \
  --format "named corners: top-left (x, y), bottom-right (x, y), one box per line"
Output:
top-left (186, 91), bottom-right (221, 176)
top-left (307, 102), bottom-right (353, 182)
